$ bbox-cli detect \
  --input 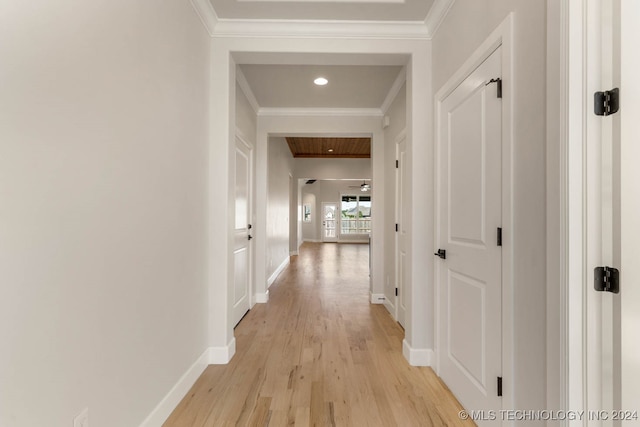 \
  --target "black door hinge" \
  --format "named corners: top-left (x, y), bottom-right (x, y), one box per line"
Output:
top-left (594, 88), bottom-right (619, 116)
top-left (497, 377), bottom-right (503, 397)
top-left (396, 160), bottom-right (399, 168)
top-left (395, 223), bottom-right (398, 232)
top-left (486, 78), bottom-right (502, 98)
top-left (594, 266), bottom-right (620, 294)
top-left (395, 288), bottom-right (398, 297)
top-left (497, 227), bottom-right (502, 246)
